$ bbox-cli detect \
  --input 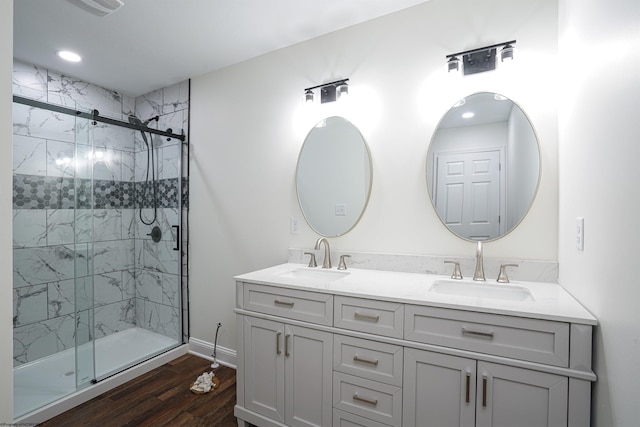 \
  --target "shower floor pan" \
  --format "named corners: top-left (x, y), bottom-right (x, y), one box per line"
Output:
top-left (14, 327), bottom-right (181, 420)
